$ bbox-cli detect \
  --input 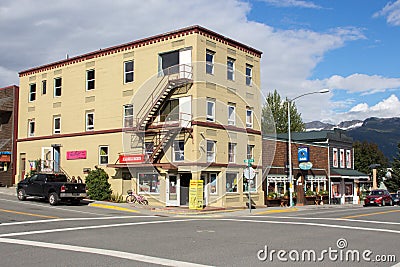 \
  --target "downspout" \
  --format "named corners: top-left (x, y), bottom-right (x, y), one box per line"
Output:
top-left (327, 139), bottom-right (331, 204)
top-left (11, 85), bottom-right (19, 186)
